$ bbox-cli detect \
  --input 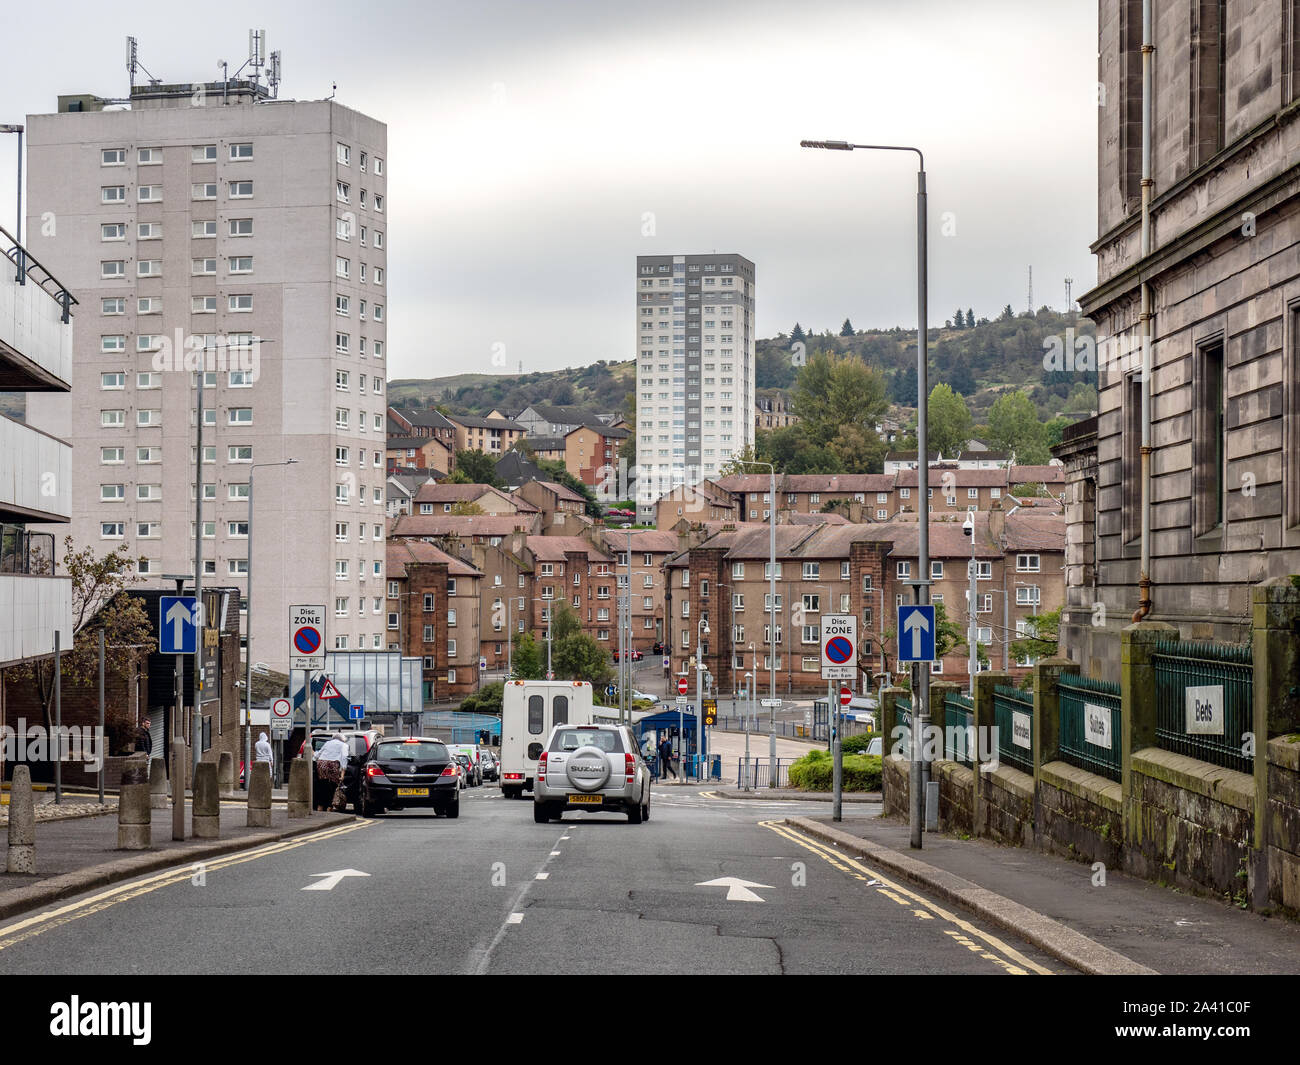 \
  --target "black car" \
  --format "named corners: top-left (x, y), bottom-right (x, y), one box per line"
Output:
top-left (359, 737), bottom-right (461, 818)
top-left (652, 642), bottom-right (664, 655)
top-left (310, 730), bottom-right (381, 812)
